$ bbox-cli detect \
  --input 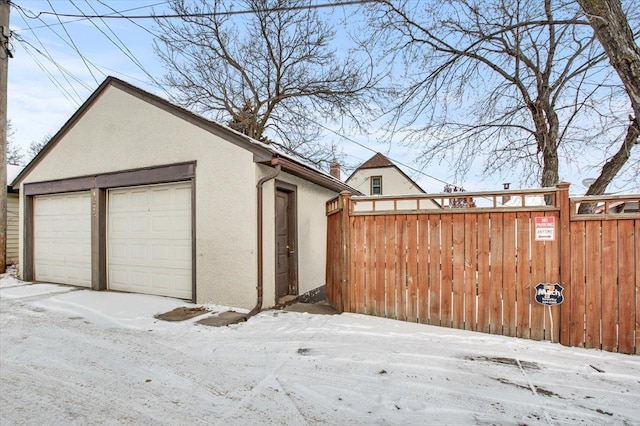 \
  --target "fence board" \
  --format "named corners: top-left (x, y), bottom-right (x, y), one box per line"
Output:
top-left (464, 214), bottom-right (477, 331)
top-left (385, 215), bottom-right (396, 319)
top-left (325, 212), bottom-right (341, 308)
top-left (375, 217), bottom-right (386, 317)
top-left (440, 214), bottom-right (453, 328)
top-left (544, 212), bottom-right (561, 342)
top-left (418, 215), bottom-right (430, 323)
top-left (601, 221), bottom-right (618, 352)
top-left (585, 221), bottom-right (602, 349)
top-left (530, 221), bottom-right (546, 341)
top-left (452, 214), bottom-right (466, 330)
top-left (616, 220), bottom-right (634, 354)
top-left (489, 213), bottom-right (504, 335)
top-left (396, 215), bottom-right (408, 321)
top-left (353, 216), bottom-right (365, 314)
top-left (477, 213), bottom-right (491, 334)
top-left (406, 215), bottom-right (419, 322)
top-left (569, 221), bottom-right (586, 348)
top-left (428, 216), bottom-right (441, 325)
top-left (364, 216), bottom-right (376, 315)
top-left (636, 219), bottom-right (640, 355)
top-left (503, 212), bottom-right (517, 337)
top-left (516, 212), bottom-right (531, 339)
